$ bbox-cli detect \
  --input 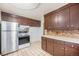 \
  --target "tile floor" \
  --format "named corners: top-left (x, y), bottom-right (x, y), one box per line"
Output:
top-left (5, 41), bottom-right (51, 56)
